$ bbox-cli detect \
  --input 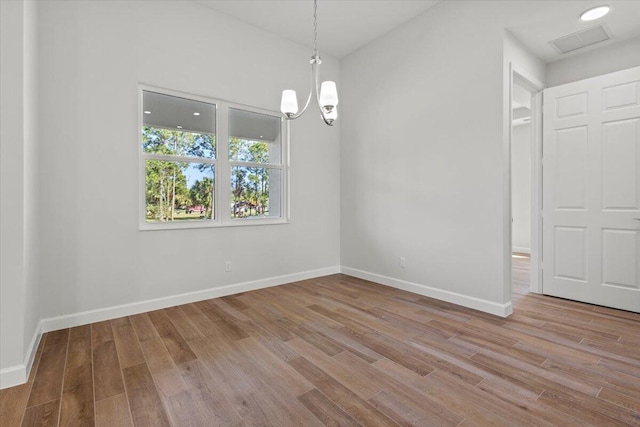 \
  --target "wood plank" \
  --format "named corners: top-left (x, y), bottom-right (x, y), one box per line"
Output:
top-left (95, 393), bottom-right (133, 427)
top-left (538, 389), bottom-right (638, 426)
top-left (286, 338), bottom-right (379, 400)
top-left (44, 329), bottom-right (69, 348)
top-left (122, 363), bottom-right (170, 426)
top-left (164, 305), bottom-right (205, 342)
top-left (163, 389), bottom-right (210, 427)
top-left (138, 337), bottom-right (188, 398)
top-left (111, 317), bottom-right (145, 369)
top-left (598, 387), bottom-right (640, 413)
top-left (196, 300), bottom-right (249, 341)
top-left (91, 321), bottom-right (114, 344)
top-left (185, 338), bottom-right (274, 426)
top-left (26, 342), bottom-right (67, 407)
top-left (129, 313), bottom-right (158, 342)
top-left (288, 356), bottom-right (399, 427)
top-left (297, 388), bottom-right (360, 426)
top-left (59, 363), bottom-right (95, 426)
top-left (177, 359), bottom-right (245, 426)
top-left (0, 382), bottom-right (32, 427)
top-left (92, 339), bottom-right (125, 401)
top-left (335, 351), bottom-right (464, 427)
top-left (21, 399), bottom-right (60, 427)
top-left (66, 325), bottom-right (91, 368)
top-left (147, 309), bottom-right (197, 365)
